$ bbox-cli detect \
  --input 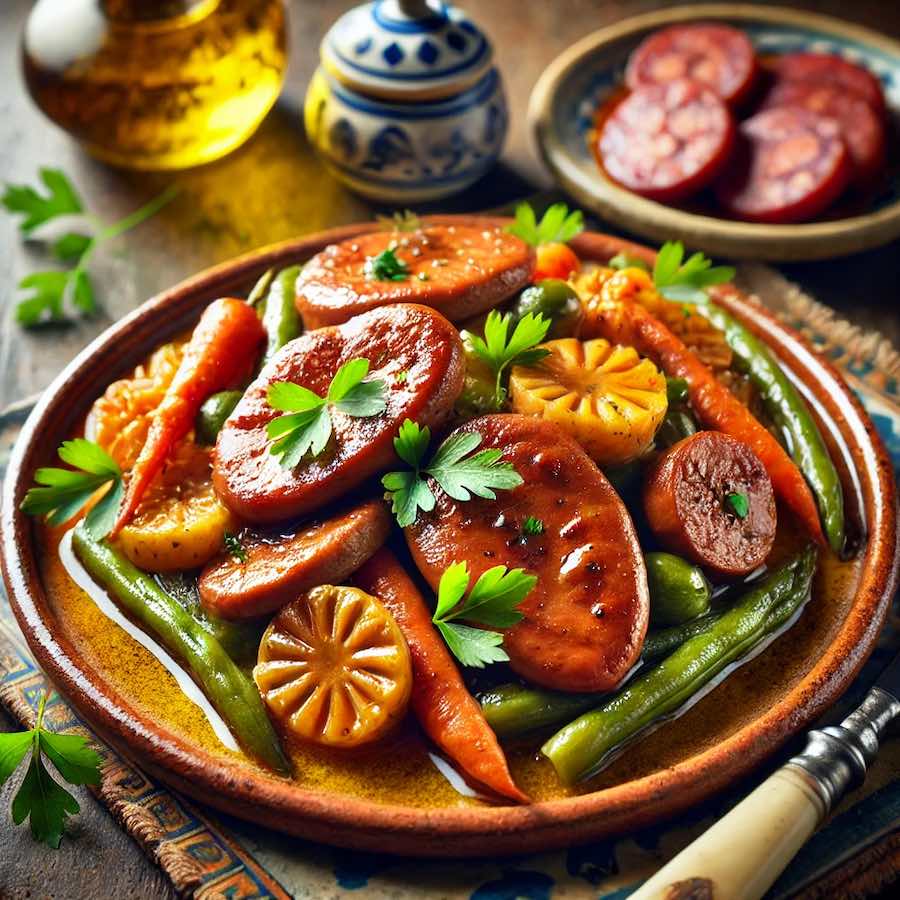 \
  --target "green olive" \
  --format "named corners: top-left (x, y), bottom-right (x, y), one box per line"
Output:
top-left (510, 279), bottom-right (583, 338)
top-left (195, 390), bottom-right (242, 445)
top-left (645, 552), bottom-right (711, 626)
